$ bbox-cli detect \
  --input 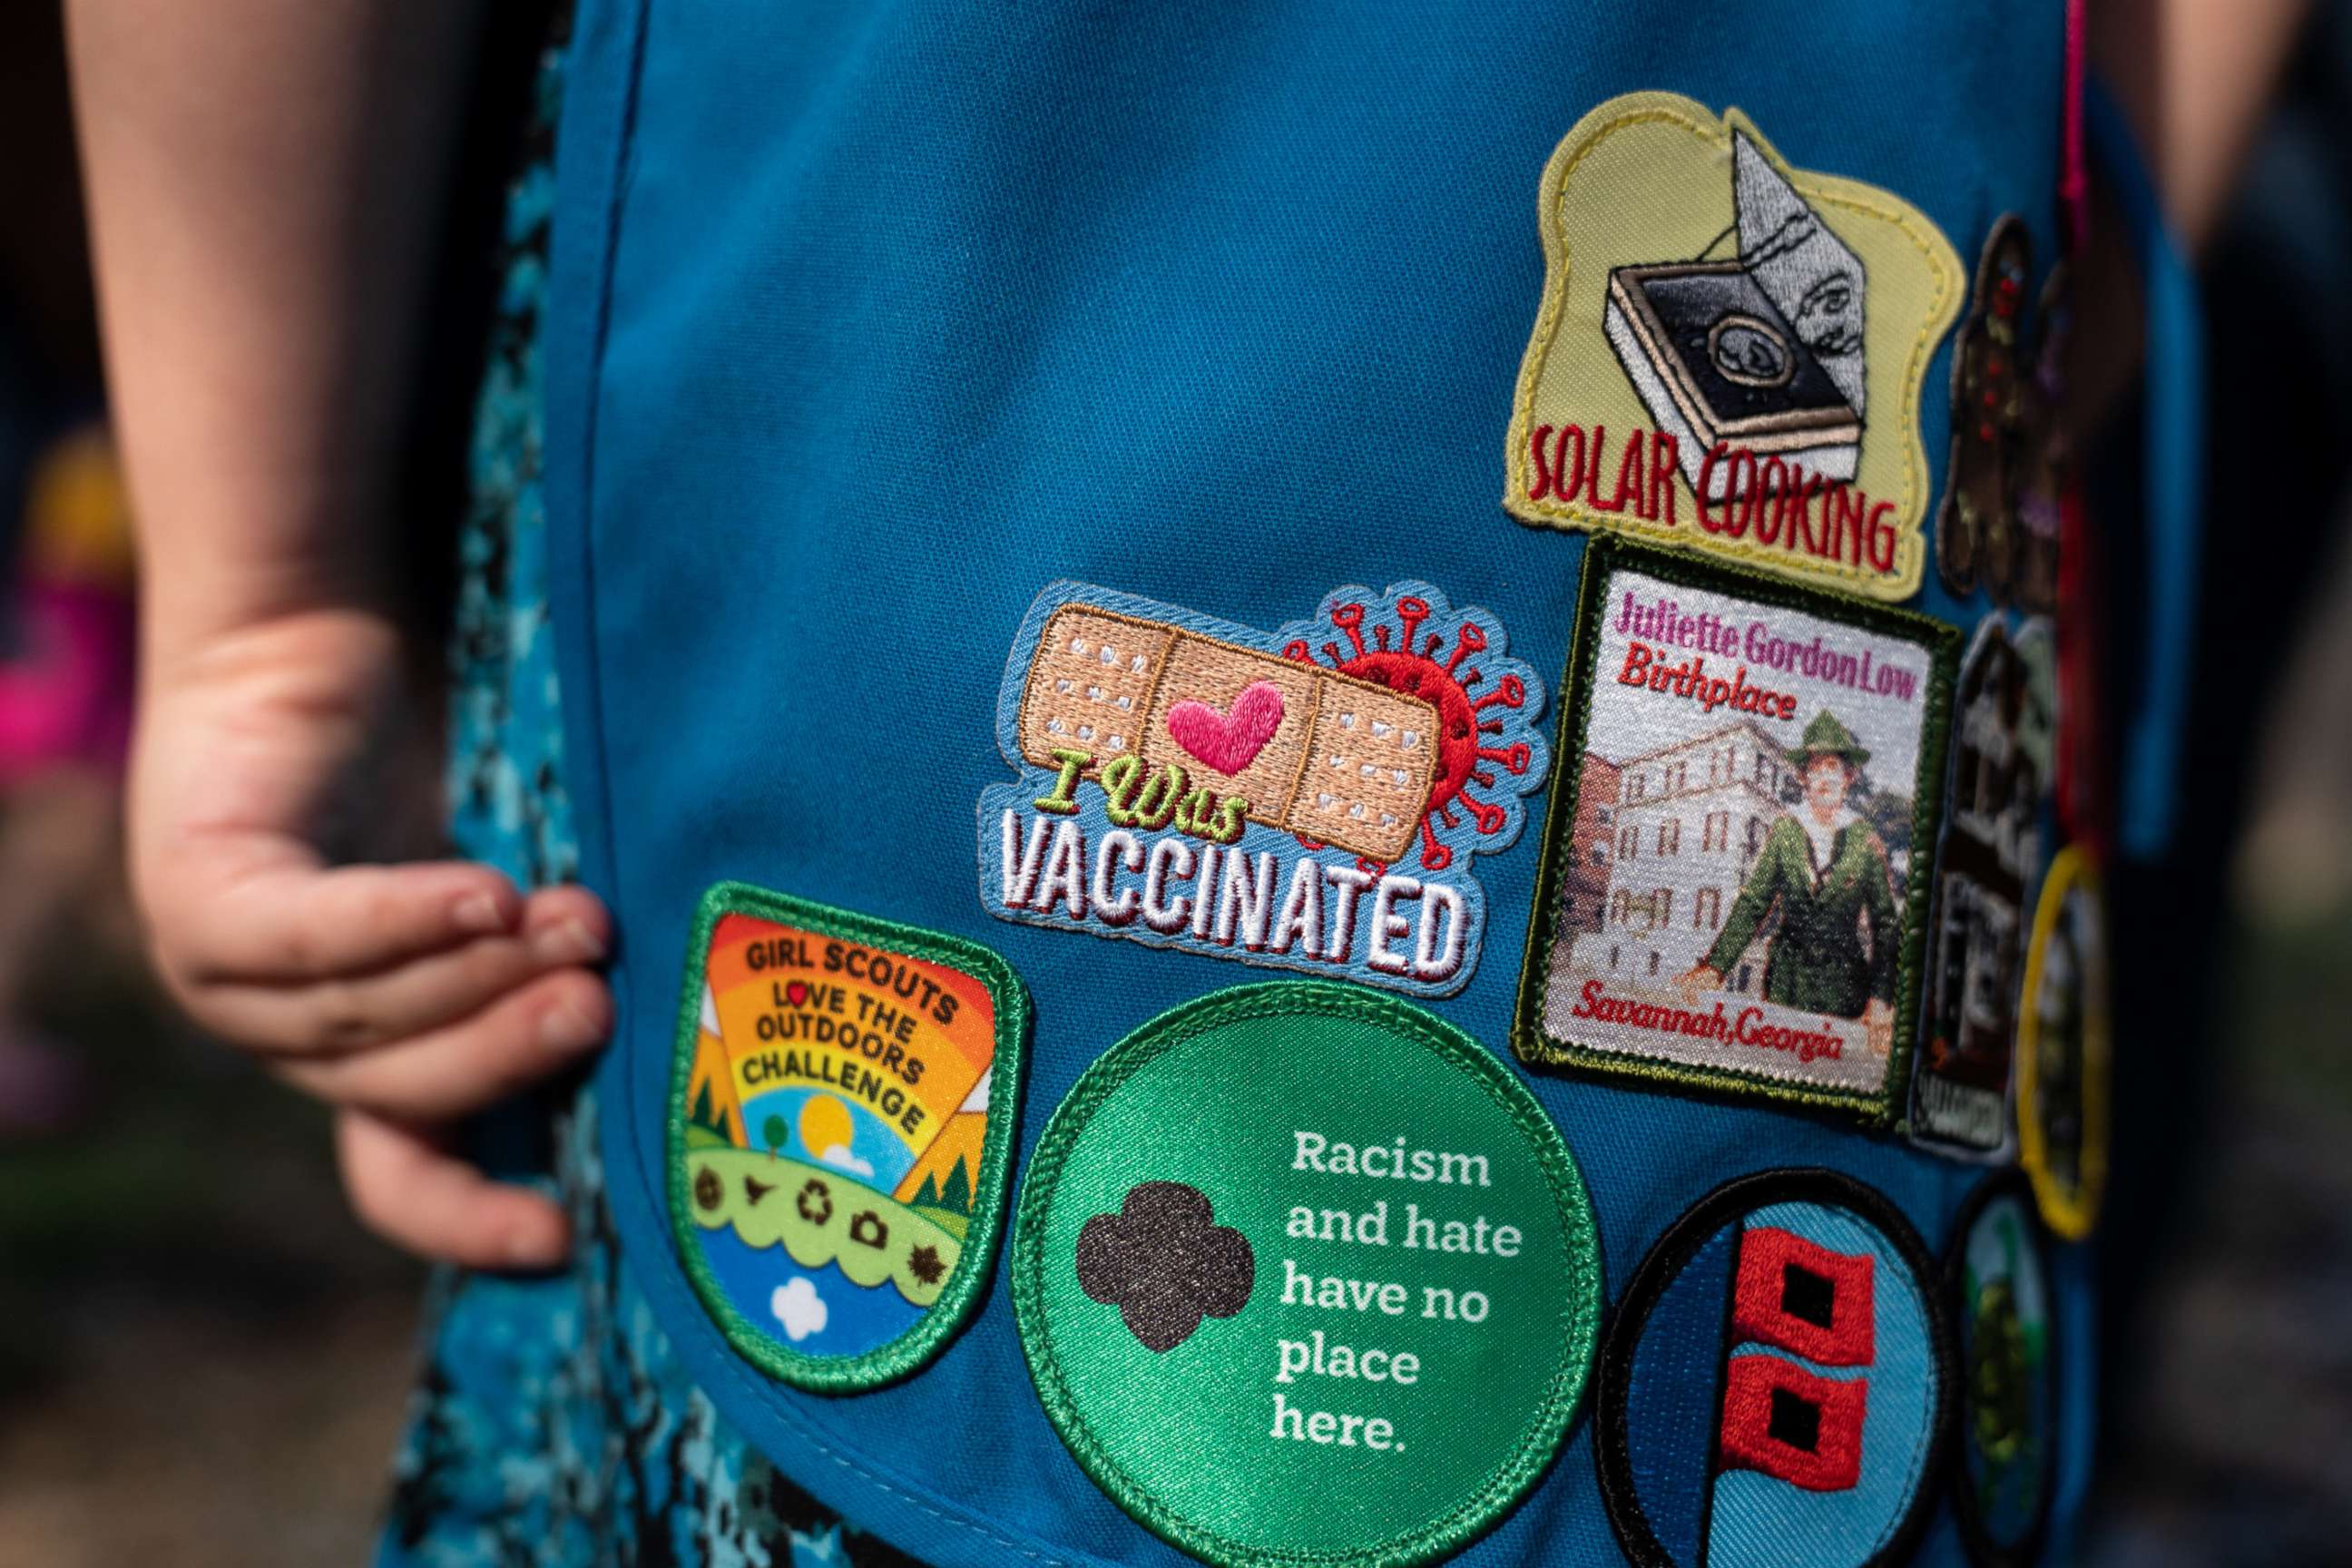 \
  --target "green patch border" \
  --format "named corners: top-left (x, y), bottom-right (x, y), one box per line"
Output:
top-left (667, 881), bottom-right (1030, 1394)
top-left (1012, 980), bottom-right (1602, 1568)
top-left (1511, 536), bottom-right (1961, 1127)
